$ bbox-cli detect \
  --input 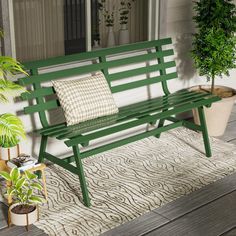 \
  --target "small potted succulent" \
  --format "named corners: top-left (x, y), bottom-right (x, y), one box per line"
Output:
top-left (191, 0), bottom-right (236, 136)
top-left (0, 168), bottom-right (44, 229)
